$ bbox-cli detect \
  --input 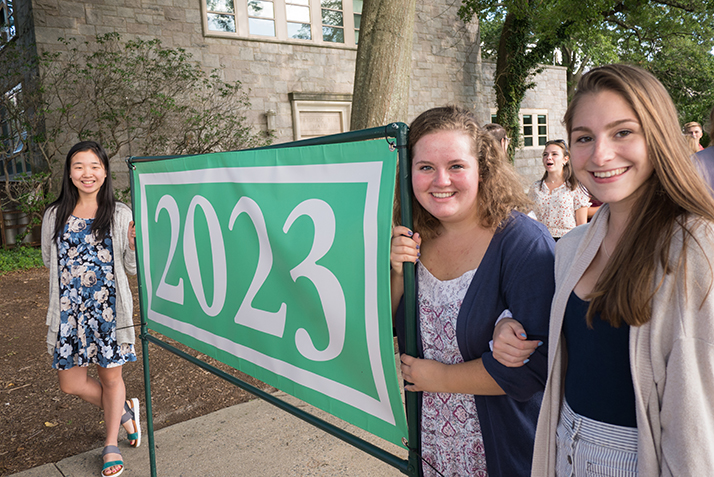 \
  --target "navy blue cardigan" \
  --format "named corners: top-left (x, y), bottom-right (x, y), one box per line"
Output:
top-left (395, 212), bottom-right (555, 477)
